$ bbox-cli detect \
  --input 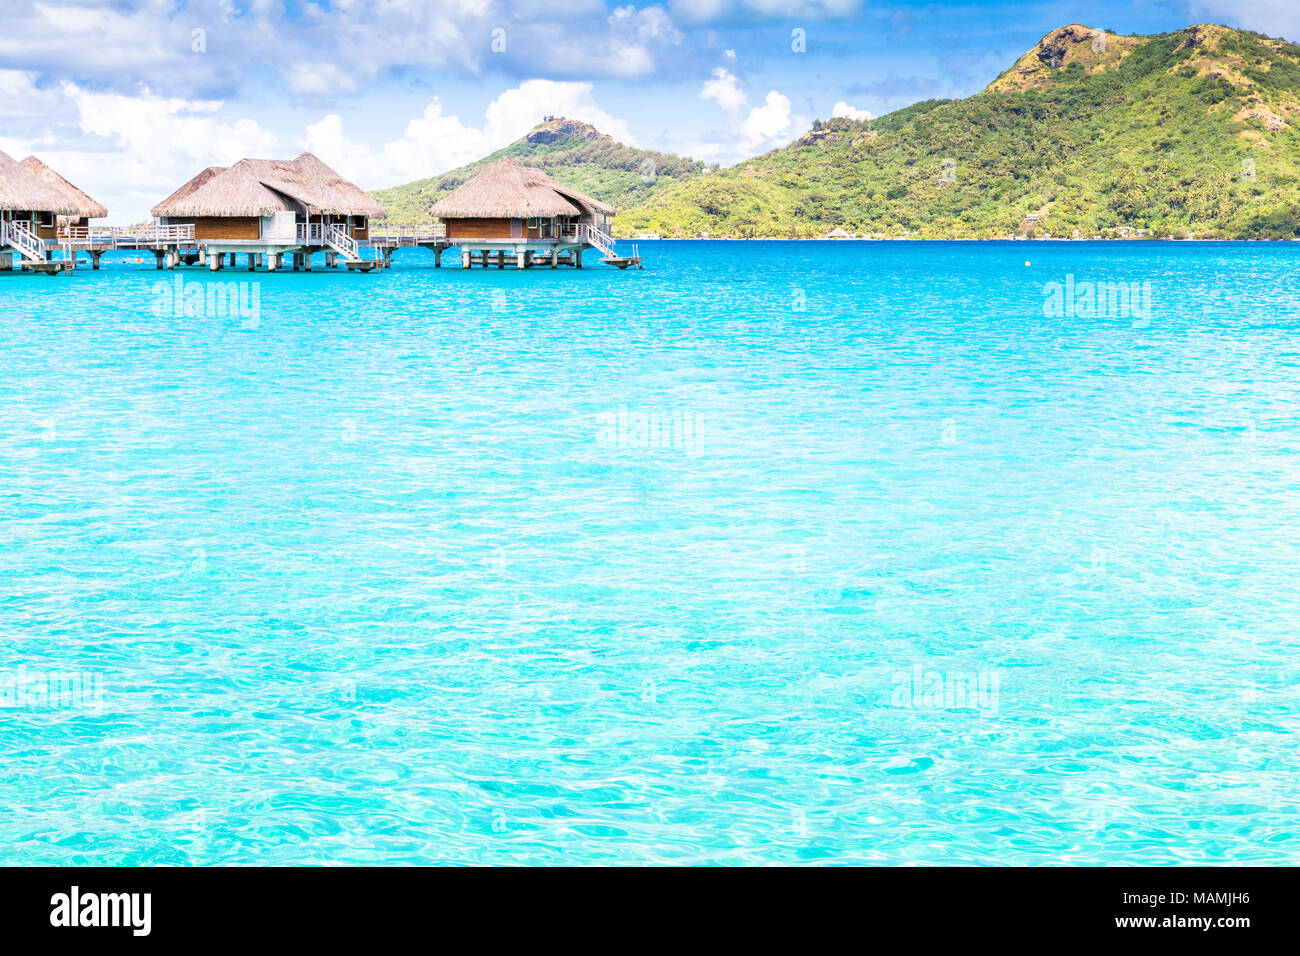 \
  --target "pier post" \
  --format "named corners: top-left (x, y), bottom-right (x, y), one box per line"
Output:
top-left (462, 250), bottom-right (470, 269)
top-left (91, 251), bottom-right (102, 270)
top-left (154, 250), bottom-right (165, 270)
top-left (575, 248), bottom-right (583, 269)
top-left (209, 255), bottom-right (220, 272)
top-left (434, 249), bottom-right (442, 268)
top-left (550, 249), bottom-right (557, 269)
top-left (199, 249), bottom-right (206, 267)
